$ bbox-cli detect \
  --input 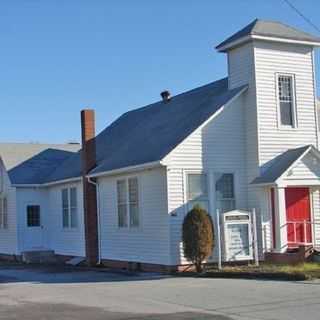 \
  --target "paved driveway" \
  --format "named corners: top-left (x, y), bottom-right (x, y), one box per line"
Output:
top-left (0, 265), bottom-right (320, 320)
